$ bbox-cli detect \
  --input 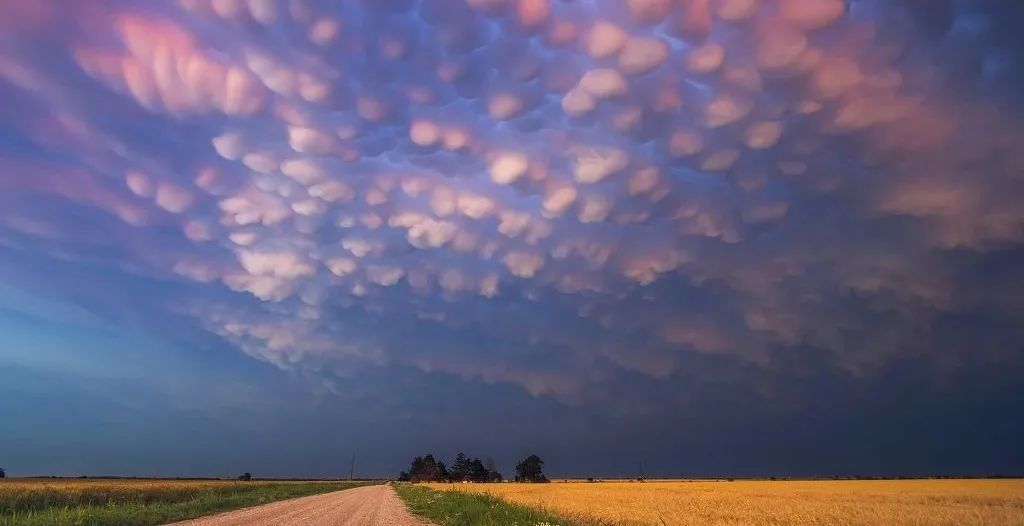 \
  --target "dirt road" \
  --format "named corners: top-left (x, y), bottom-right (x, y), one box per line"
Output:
top-left (166, 484), bottom-right (429, 526)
